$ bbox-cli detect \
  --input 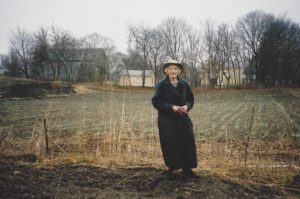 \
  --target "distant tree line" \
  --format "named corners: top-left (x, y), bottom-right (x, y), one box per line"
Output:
top-left (128, 11), bottom-right (300, 87)
top-left (1, 25), bottom-right (119, 83)
top-left (257, 17), bottom-right (300, 86)
top-left (1, 10), bottom-right (300, 87)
